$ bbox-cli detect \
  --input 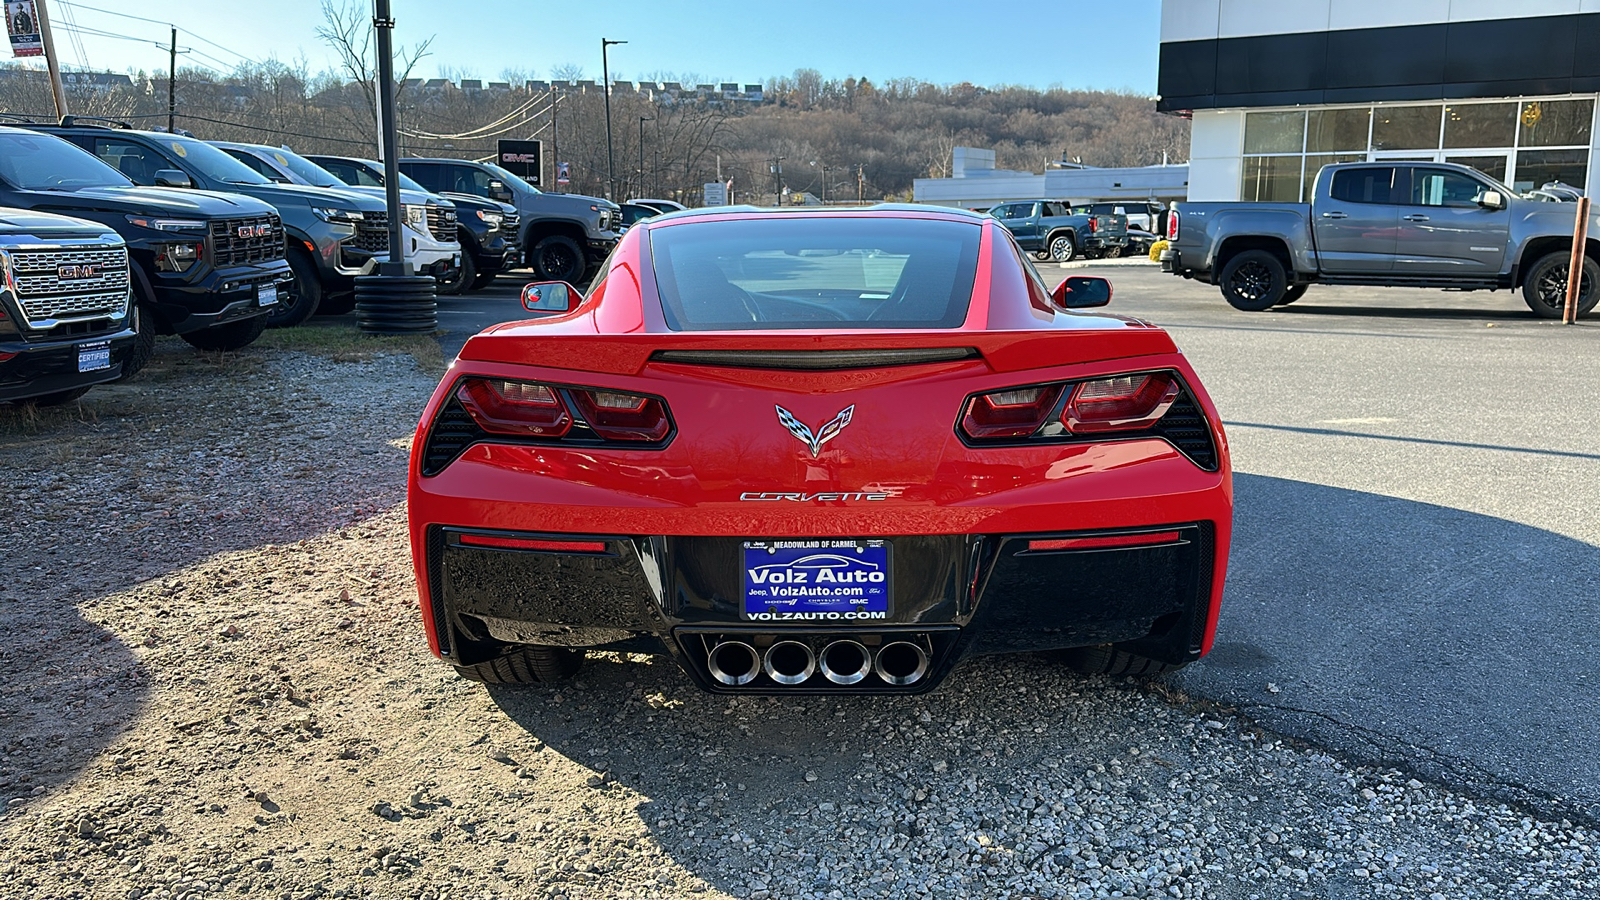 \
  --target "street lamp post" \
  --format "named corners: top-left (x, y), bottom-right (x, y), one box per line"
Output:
top-left (638, 115), bottom-right (653, 199)
top-left (770, 156), bottom-right (785, 207)
top-left (601, 38), bottom-right (627, 200)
